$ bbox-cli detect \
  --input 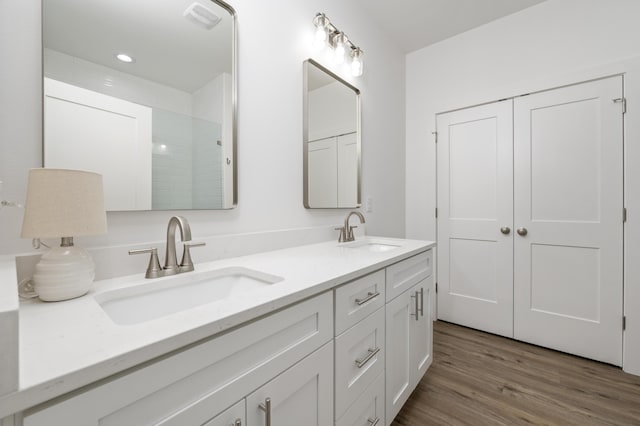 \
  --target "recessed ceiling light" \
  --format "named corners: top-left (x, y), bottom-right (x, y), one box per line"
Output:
top-left (115, 53), bottom-right (134, 63)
